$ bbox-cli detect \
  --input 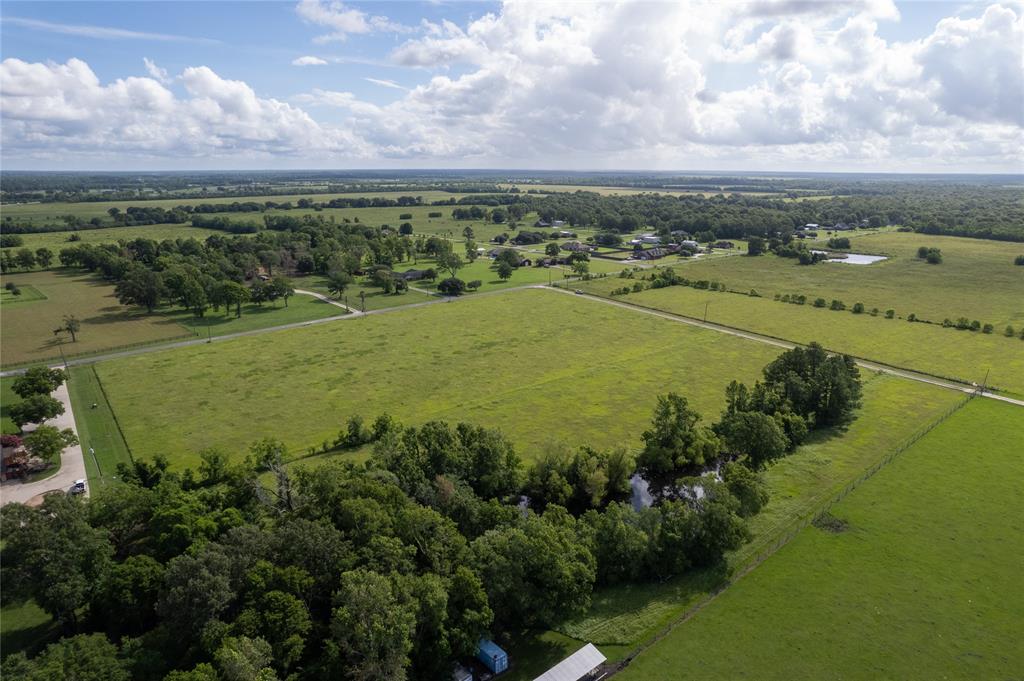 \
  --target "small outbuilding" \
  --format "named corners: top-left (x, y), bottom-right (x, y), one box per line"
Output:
top-left (532, 643), bottom-right (606, 681)
top-left (477, 639), bottom-right (509, 674)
